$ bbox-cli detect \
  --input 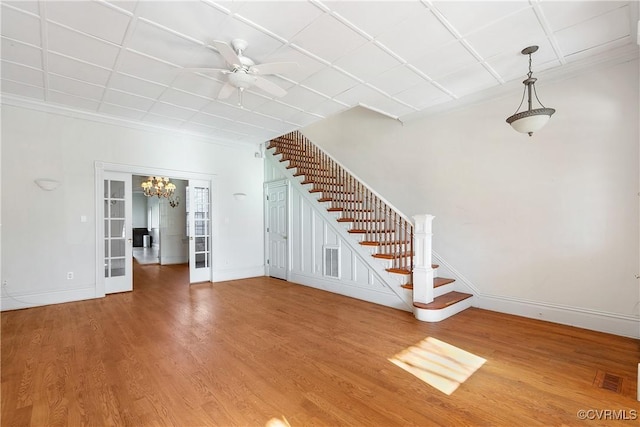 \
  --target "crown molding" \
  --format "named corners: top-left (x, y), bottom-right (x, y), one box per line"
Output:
top-left (0, 93), bottom-right (262, 150)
